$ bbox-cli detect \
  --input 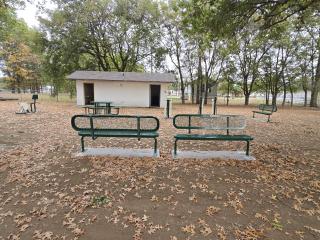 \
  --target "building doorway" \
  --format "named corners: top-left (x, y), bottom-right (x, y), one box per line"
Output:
top-left (84, 83), bottom-right (94, 105)
top-left (150, 84), bottom-right (161, 107)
